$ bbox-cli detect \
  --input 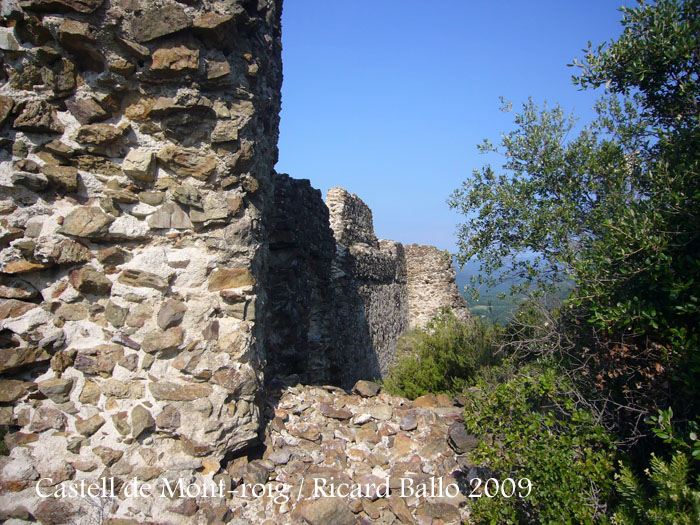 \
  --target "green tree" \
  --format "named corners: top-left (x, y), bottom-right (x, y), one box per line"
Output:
top-left (449, 0), bottom-right (700, 422)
